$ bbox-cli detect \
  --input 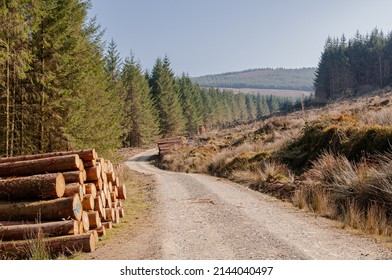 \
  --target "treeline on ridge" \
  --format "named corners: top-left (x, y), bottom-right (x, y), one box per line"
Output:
top-left (0, 0), bottom-right (305, 158)
top-left (315, 28), bottom-right (392, 100)
top-left (192, 68), bottom-right (316, 92)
